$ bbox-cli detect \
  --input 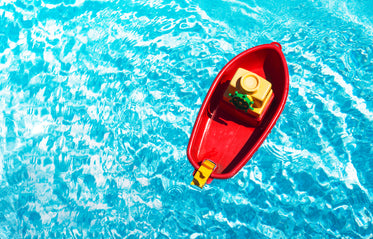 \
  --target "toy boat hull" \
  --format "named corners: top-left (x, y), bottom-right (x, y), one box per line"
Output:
top-left (187, 42), bottom-right (289, 181)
